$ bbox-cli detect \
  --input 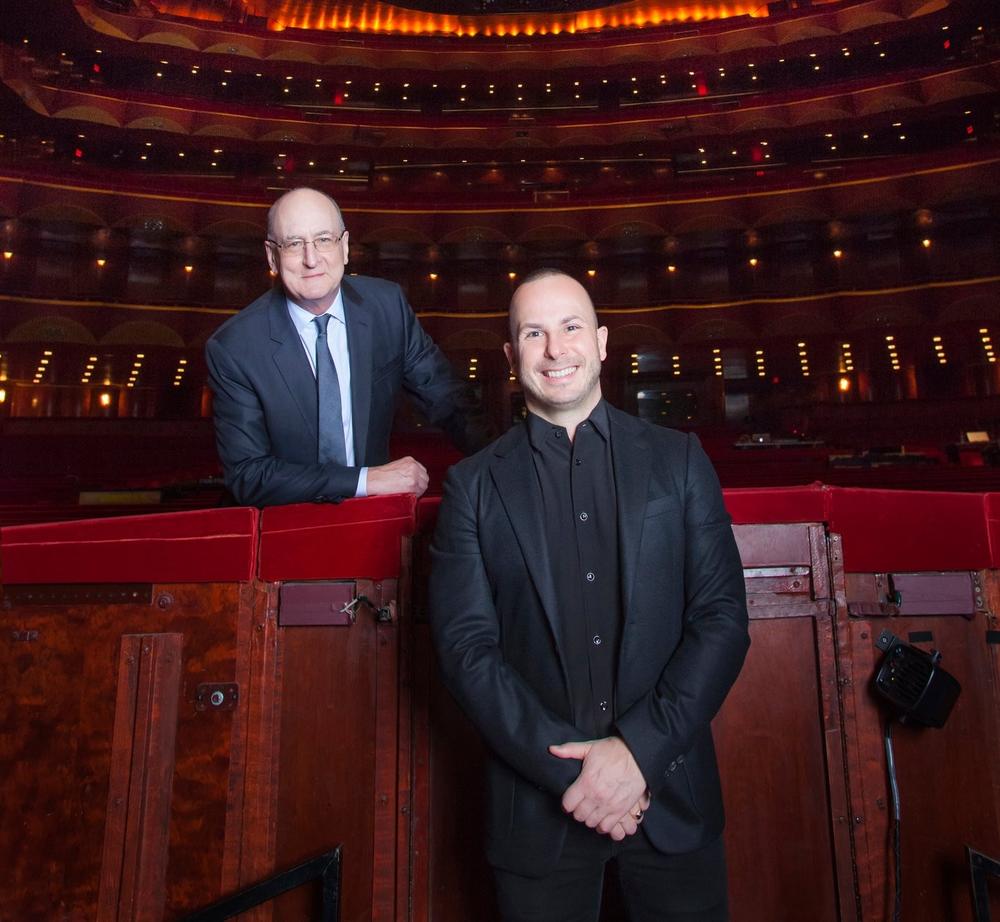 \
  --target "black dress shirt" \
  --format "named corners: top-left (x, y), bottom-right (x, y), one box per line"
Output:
top-left (526, 400), bottom-right (622, 738)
